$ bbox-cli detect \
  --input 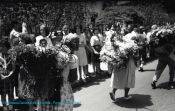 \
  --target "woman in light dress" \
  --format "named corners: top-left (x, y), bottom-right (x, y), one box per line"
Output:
top-left (74, 26), bottom-right (88, 82)
top-left (109, 35), bottom-right (137, 101)
top-left (84, 27), bottom-right (94, 76)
